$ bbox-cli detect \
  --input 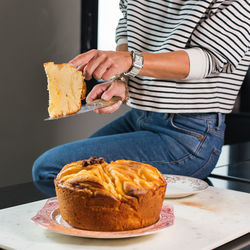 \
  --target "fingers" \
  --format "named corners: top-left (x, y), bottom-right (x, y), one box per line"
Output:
top-left (86, 80), bottom-right (126, 114)
top-left (101, 66), bottom-right (117, 81)
top-left (101, 80), bottom-right (127, 101)
top-left (86, 82), bottom-right (111, 103)
top-left (69, 50), bottom-right (97, 69)
top-left (69, 50), bottom-right (113, 81)
top-left (85, 56), bottom-right (112, 81)
top-left (69, 50), bottom-right (131, 81)
top-left (94, 100), bottom-right (123, 114)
